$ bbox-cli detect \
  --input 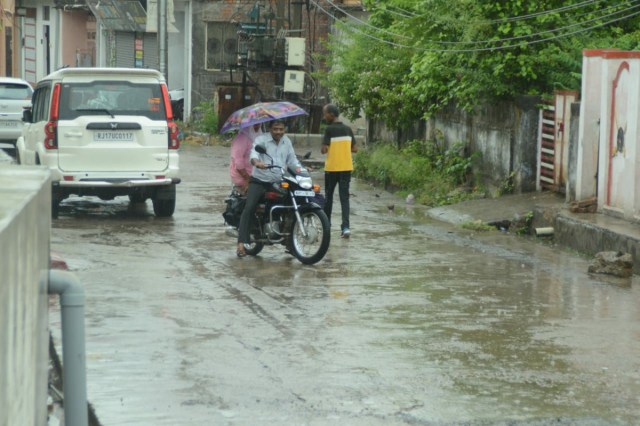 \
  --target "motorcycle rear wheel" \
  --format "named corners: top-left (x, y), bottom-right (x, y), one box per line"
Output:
top-left (289, 209), bottom-right (330, 265)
